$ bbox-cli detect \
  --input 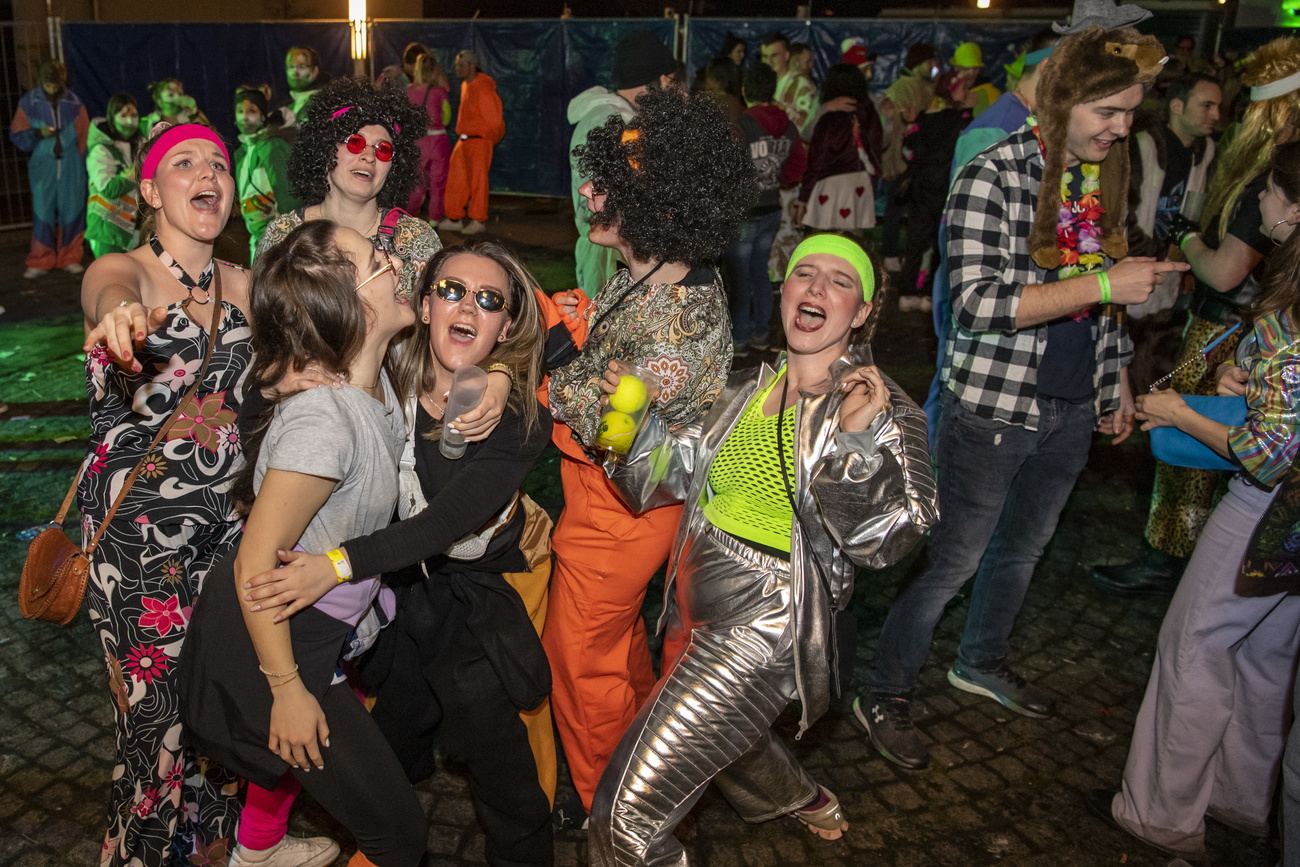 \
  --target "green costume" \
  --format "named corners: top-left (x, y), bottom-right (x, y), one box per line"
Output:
top-left (85, 118), bottom-right (140, 258)
top-left (233, 129), bottom-right (298, 263)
